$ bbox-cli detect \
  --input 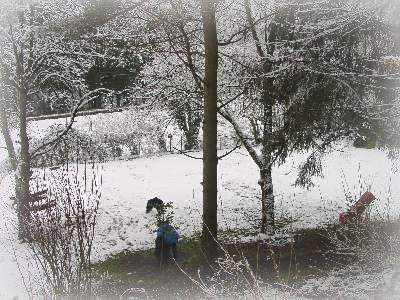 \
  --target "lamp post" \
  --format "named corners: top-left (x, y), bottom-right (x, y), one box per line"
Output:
top-left (168, 133), bottom-right (173, 152)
